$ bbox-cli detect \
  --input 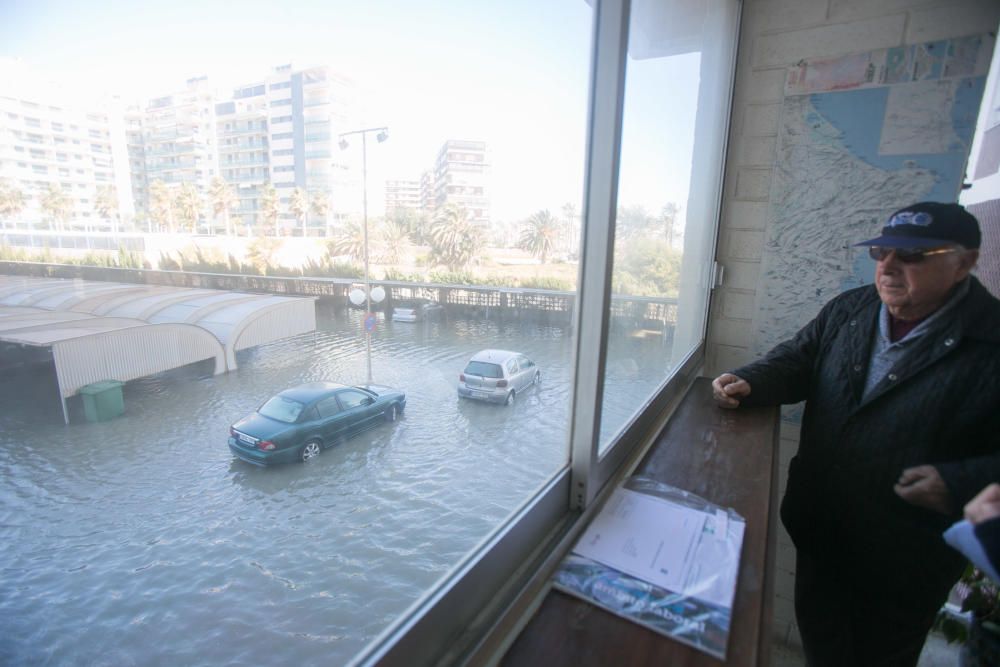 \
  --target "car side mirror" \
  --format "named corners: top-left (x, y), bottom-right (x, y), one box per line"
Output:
top-left (364, 397), bottom-right (374, 405)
